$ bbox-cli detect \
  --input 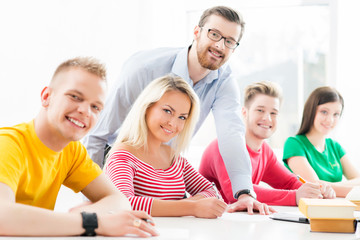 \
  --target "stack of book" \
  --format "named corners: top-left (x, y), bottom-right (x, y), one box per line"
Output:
top-left (298, 198), bottom-right (357, 233)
